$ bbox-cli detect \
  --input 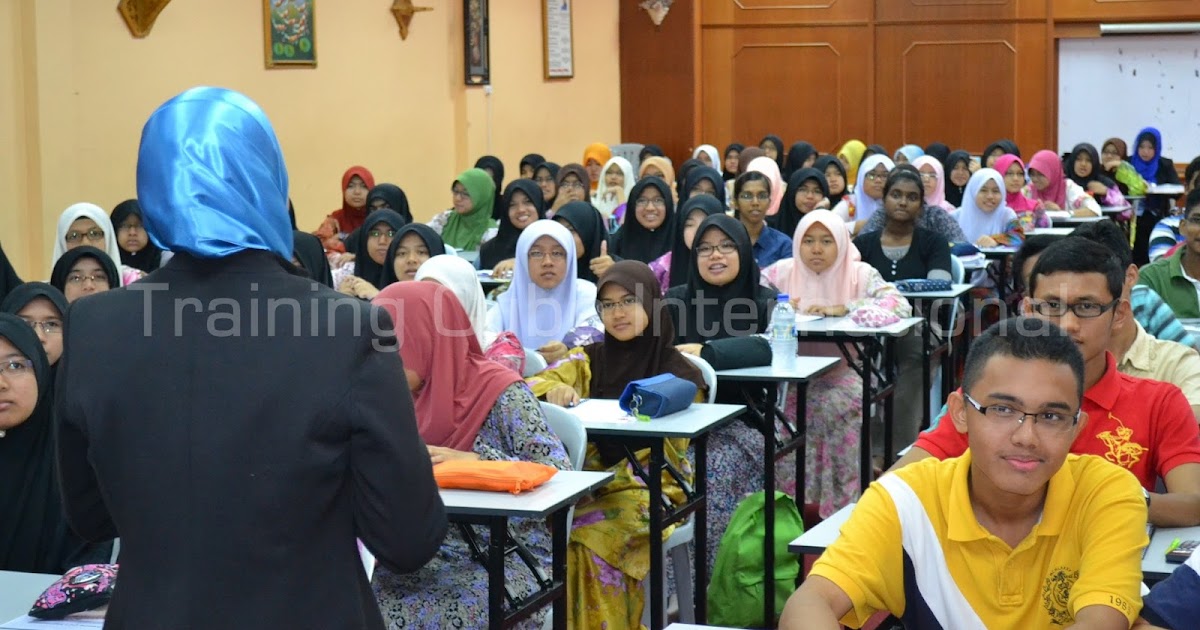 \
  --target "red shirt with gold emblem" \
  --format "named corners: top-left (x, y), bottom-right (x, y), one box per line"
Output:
top-left (915, 352), bottom-right (1200, 490)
